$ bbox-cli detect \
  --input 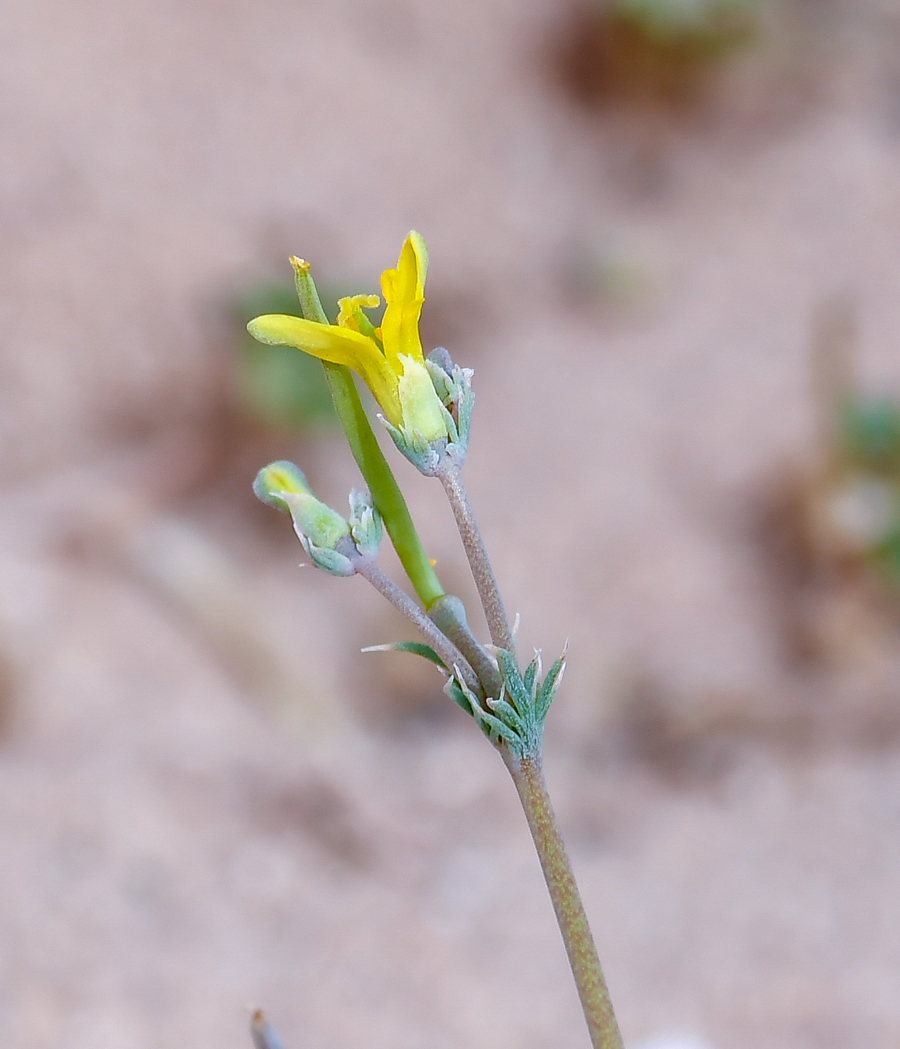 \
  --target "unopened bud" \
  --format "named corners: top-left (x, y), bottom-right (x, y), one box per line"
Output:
top-left (253, 461), bottom-right (384, 577)
top-left (254, 460), bottom-right (355, 576)
top-left (348, 489), bottom-right (382, 560)
top-left (252, 460), bottom-right (313, 514)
